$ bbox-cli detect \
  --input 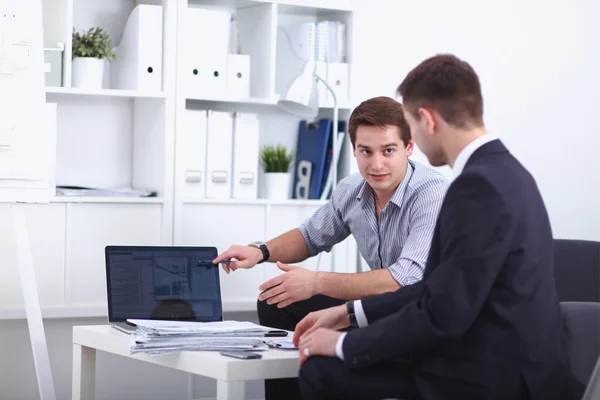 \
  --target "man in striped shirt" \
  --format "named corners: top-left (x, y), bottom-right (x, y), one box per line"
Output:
top-left (214, 96), bottom-right (448, 400)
